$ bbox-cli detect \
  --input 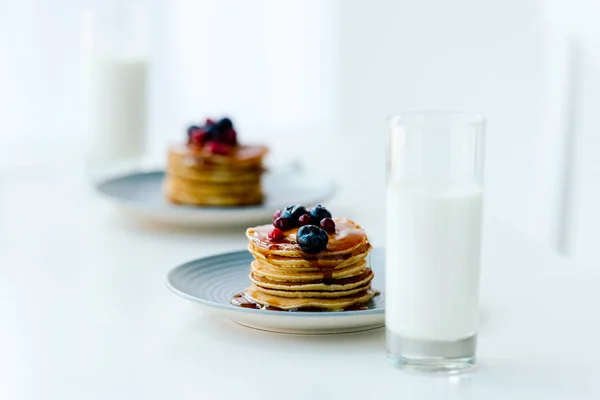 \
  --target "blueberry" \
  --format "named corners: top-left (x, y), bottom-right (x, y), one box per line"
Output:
top-left (206, 125), bottom-right (221, 141)
top-left (280, 206), bottom-right (293, 219)
top-left (280, 205), bottom-right (308, 224)
top-left (187, 125), bottom-right (200, 137)
top-left (222, 128), bottom-right (237, 146)
top-left (297, 225), bottom-right (329, 253)
top-left (308, 205), bottom-right (332, 224)
top-left (216, 117), bottom-right (233, 131)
